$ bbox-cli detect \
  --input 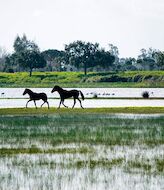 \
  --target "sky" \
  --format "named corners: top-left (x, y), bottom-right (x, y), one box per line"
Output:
top-left (0, 0), bottom-right (164, 58)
